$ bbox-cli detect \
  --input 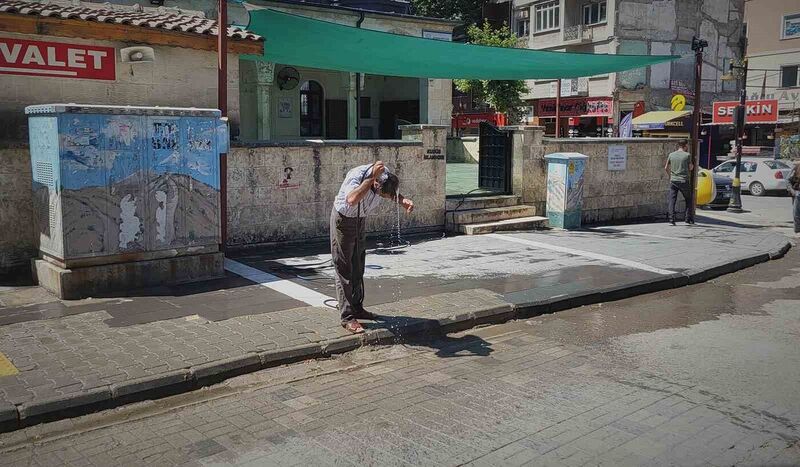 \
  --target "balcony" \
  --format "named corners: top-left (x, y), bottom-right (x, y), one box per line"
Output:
top-left (562, 24), bottom-right (592, 44)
